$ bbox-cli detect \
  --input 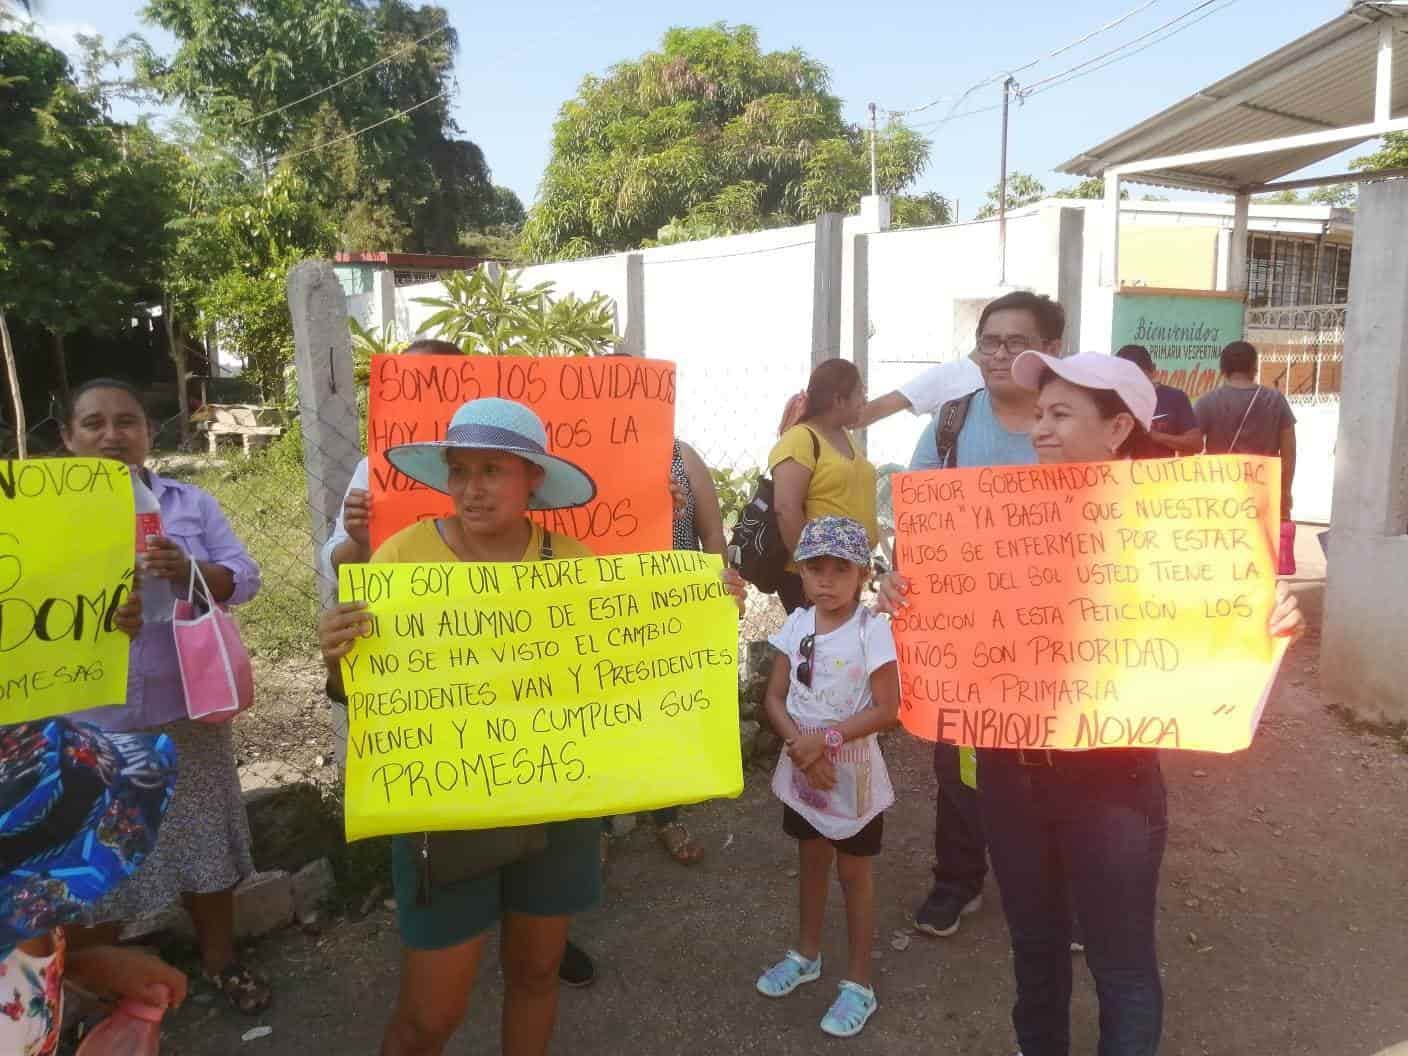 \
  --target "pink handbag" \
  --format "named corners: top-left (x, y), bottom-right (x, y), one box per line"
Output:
top-left (173, 561), bottom-right (254, 723)
top-left (1277, 520), bottom-right (1297, 577)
